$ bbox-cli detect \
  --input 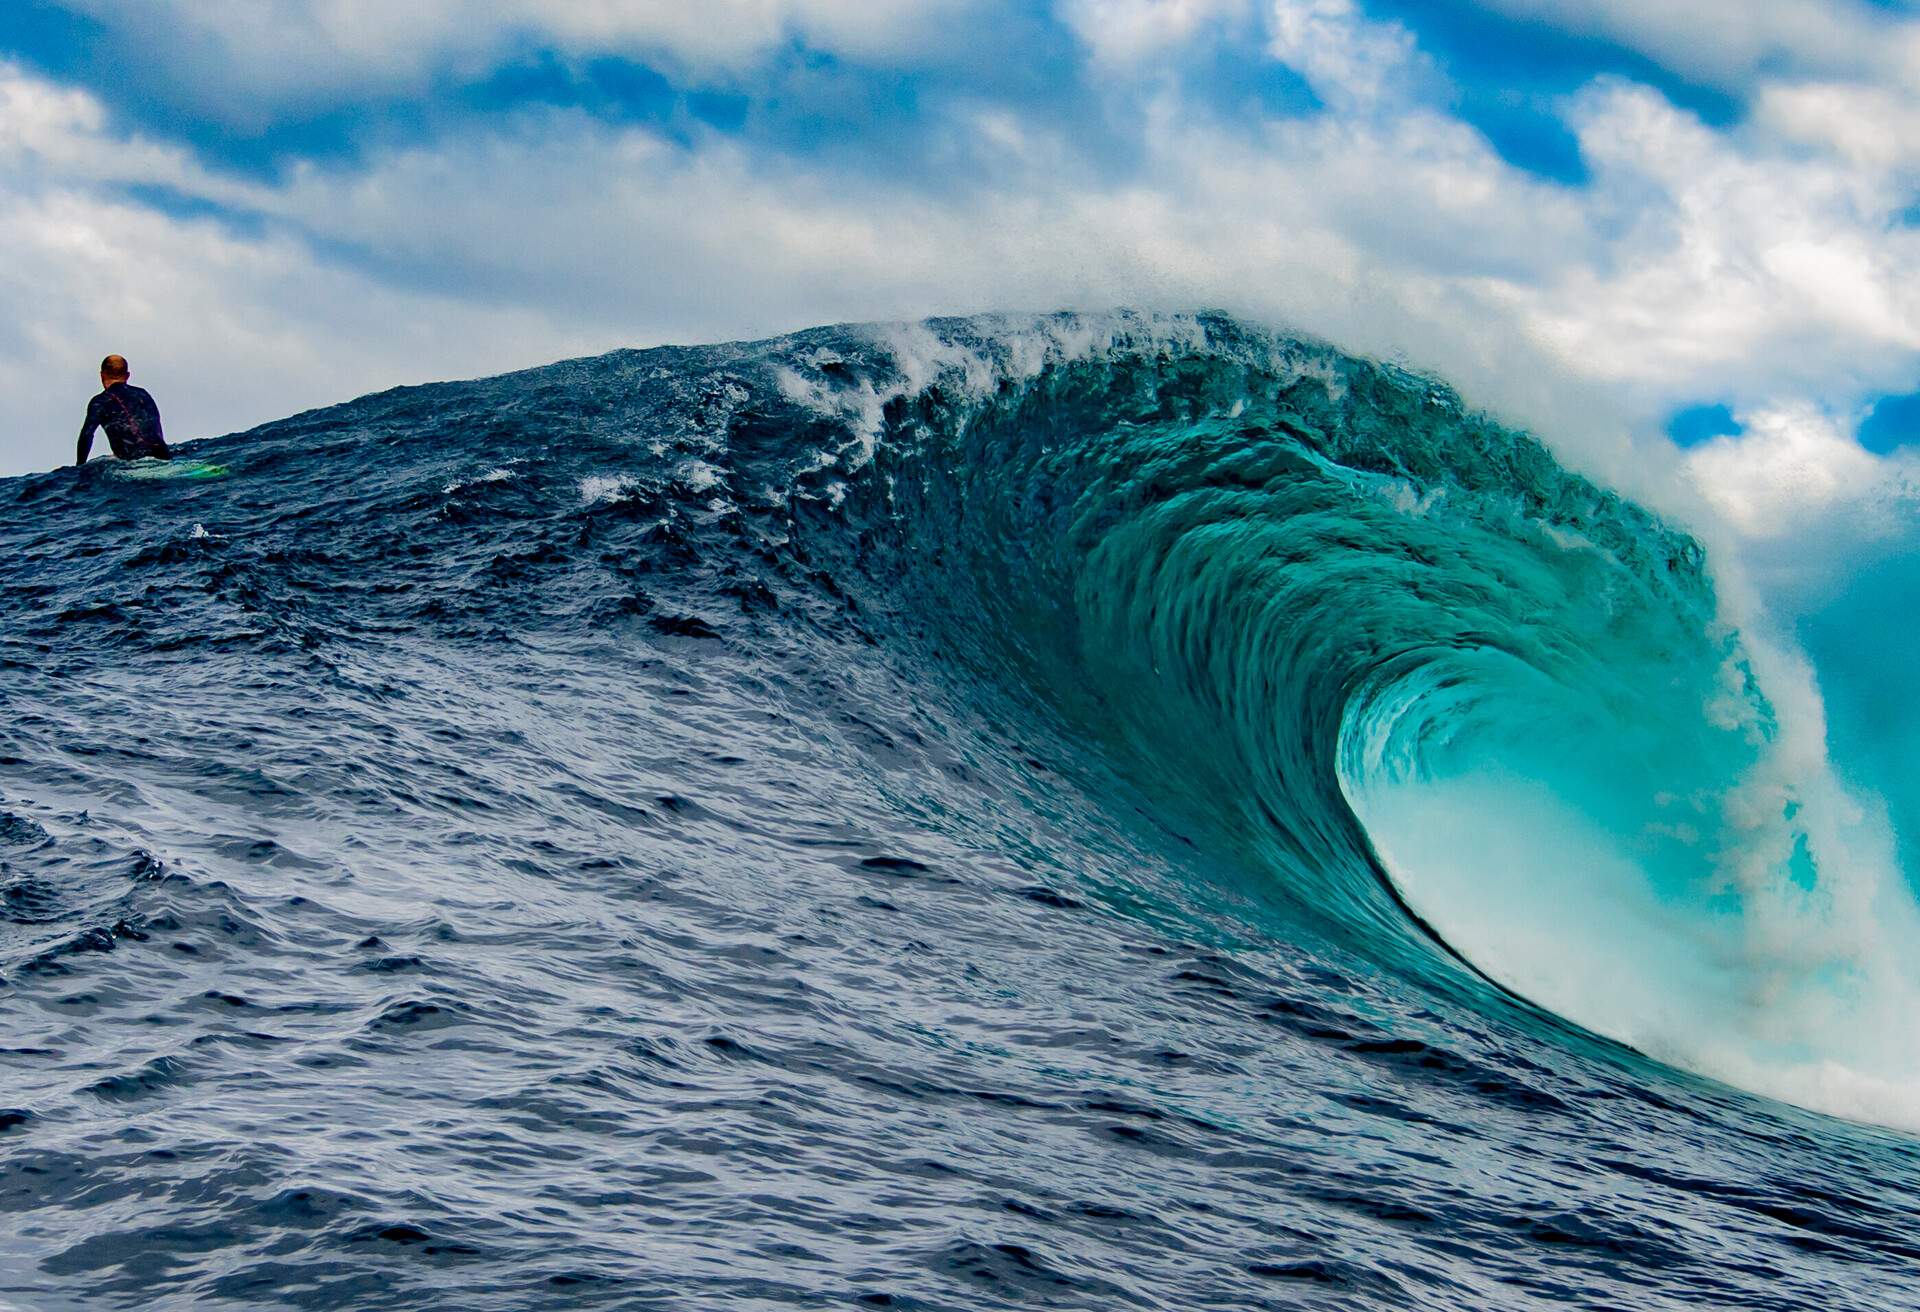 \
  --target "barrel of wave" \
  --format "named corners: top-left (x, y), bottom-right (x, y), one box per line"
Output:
top-left (1337, 510), bottom-right (1920, 1131)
